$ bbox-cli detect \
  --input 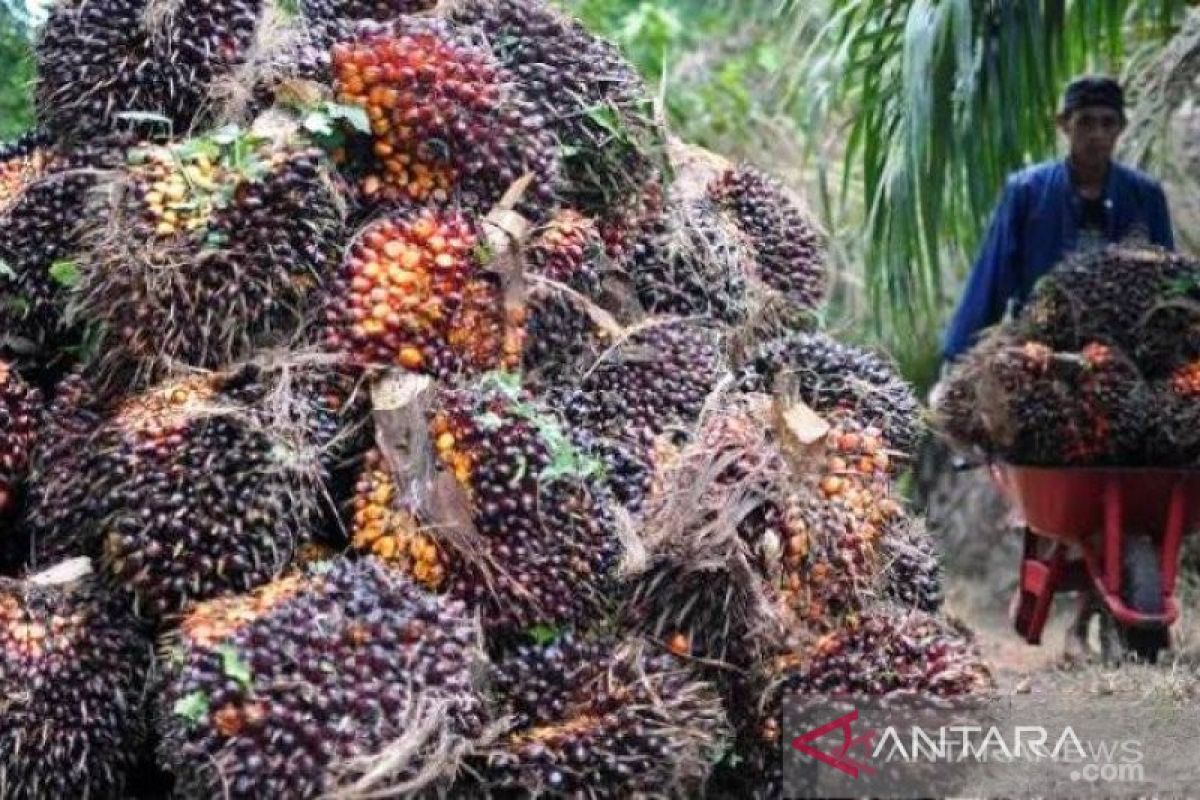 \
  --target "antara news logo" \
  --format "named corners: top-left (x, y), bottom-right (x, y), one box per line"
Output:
top-left (791, 707), bottom-right (1145, 784)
